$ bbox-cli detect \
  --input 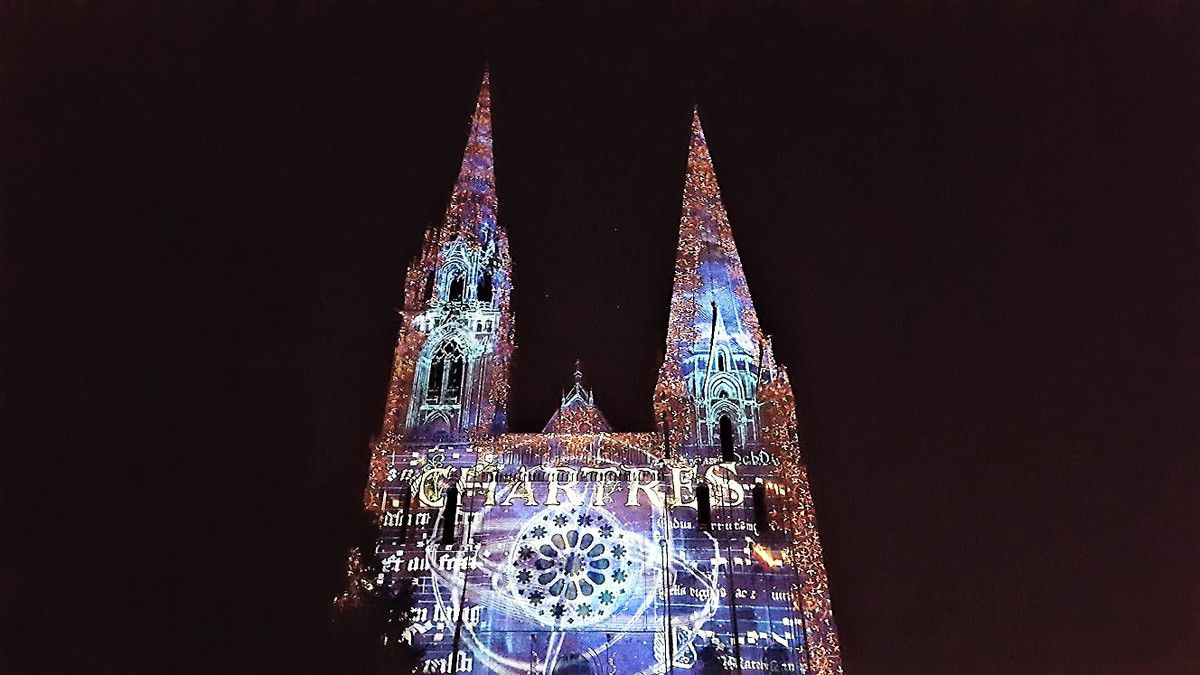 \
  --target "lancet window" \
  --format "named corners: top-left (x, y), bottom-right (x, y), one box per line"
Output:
top-left (718, 414), bottom-right (735, 461)
top-left (448, 274), bottom-right (466, 302)
top-left (424, 270), bottom-right (436, 303)
top-left (426, 340), bottom-right (465, 404)
top-left (478, 272), bottom-right (493, 303)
